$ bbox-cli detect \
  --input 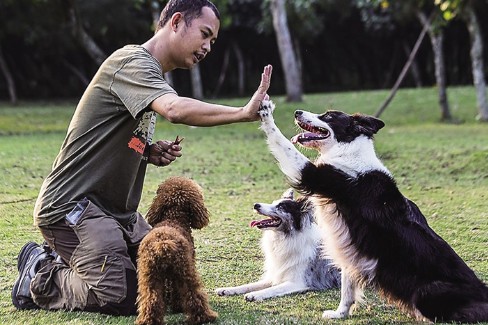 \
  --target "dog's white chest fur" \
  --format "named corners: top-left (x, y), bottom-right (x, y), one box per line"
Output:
top-left (313, 199), bottom-right (378, 284)
top-left (261, 227), bottom-right (321, 285)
